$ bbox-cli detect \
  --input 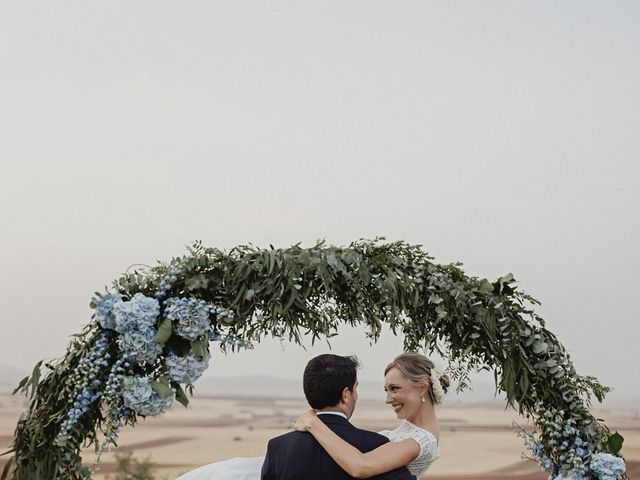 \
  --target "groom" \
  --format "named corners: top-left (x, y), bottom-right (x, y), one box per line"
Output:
top-left (260, 354), bottom-right (415, 480)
